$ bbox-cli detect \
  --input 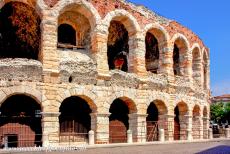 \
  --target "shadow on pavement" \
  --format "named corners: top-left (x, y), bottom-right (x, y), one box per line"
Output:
top-left (196, 145), bottom-right (230, 154)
